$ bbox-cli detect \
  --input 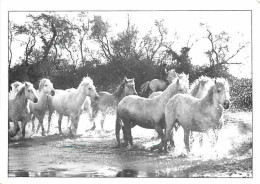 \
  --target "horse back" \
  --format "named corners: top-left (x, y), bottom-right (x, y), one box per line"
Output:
top-left (150, 79), bottom-right (167, 91)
